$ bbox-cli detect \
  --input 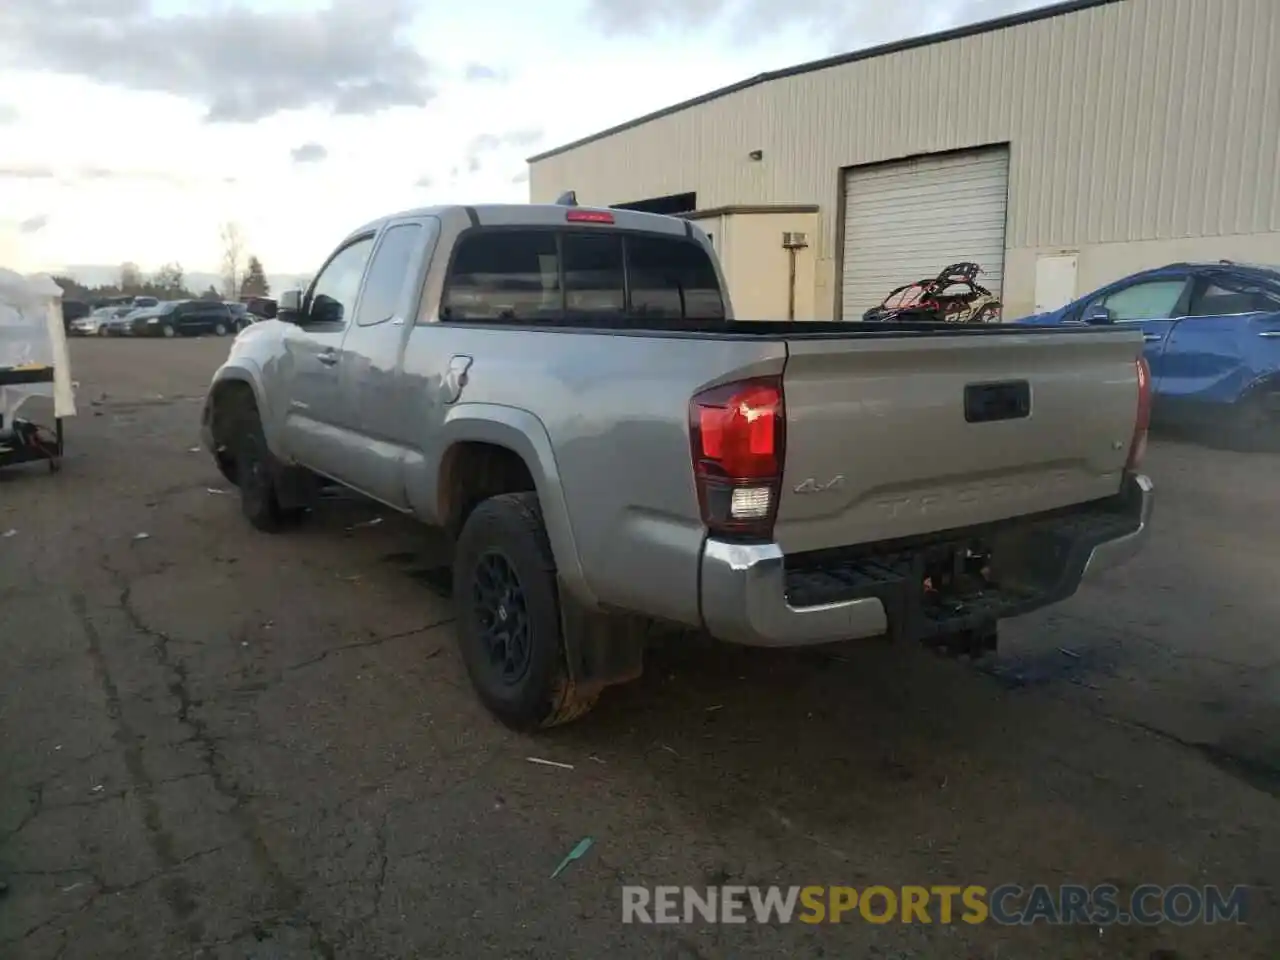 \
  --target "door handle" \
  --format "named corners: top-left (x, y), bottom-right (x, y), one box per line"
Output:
top-left (1143, 333), bottom-right (1163, 342)
top-left (317, 350), bottom-right (339, 366)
